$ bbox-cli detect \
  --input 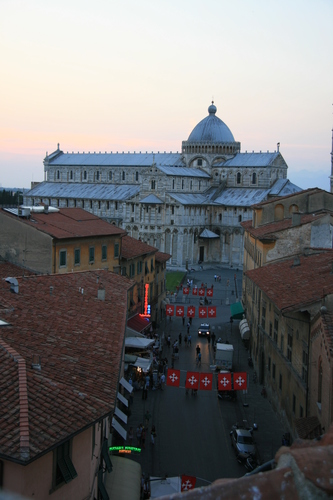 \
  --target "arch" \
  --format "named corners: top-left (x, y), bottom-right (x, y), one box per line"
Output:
top-left (274, 204), bottom-right (284, 221)
top-left (289, 204), bottom-right (299, 214)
